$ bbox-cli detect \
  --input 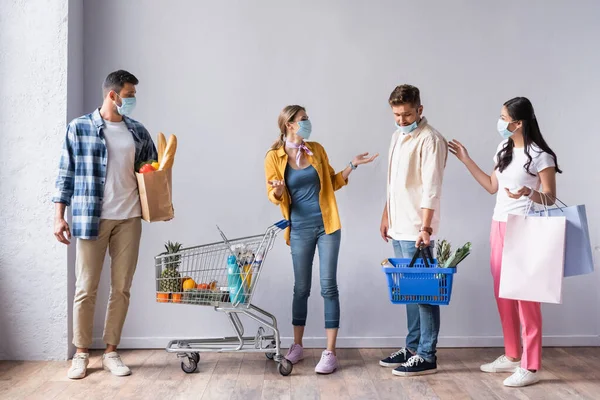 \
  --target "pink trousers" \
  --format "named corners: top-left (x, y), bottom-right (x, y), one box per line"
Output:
top-left (490, 220), bottom-right (542, 370)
